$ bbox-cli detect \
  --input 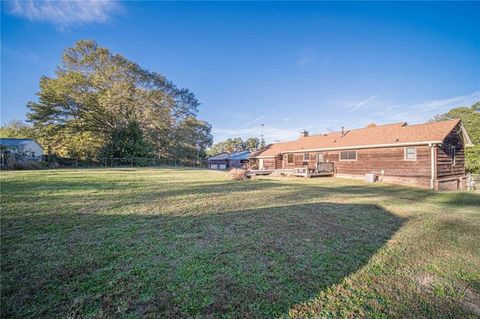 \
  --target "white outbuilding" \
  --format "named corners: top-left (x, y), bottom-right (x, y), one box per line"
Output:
top-left (0, 138), bottom-right (44, 161)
